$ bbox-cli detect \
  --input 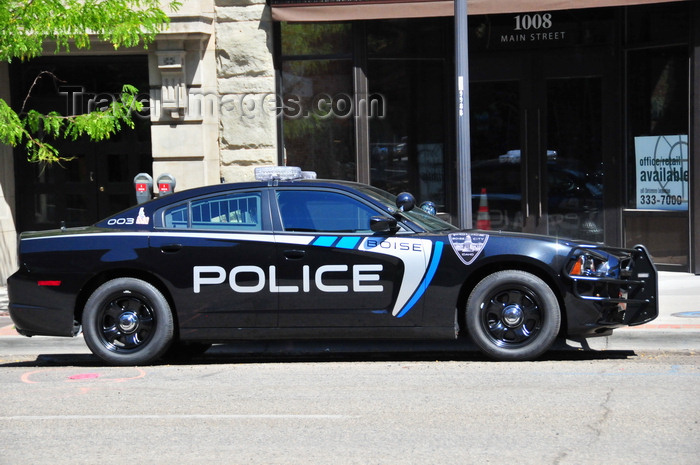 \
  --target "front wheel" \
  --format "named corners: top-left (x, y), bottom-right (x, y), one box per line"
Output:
top-left (466, 270), bottom-right (561, 361)
top-left (83, 278), bottom-right (174, 365)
